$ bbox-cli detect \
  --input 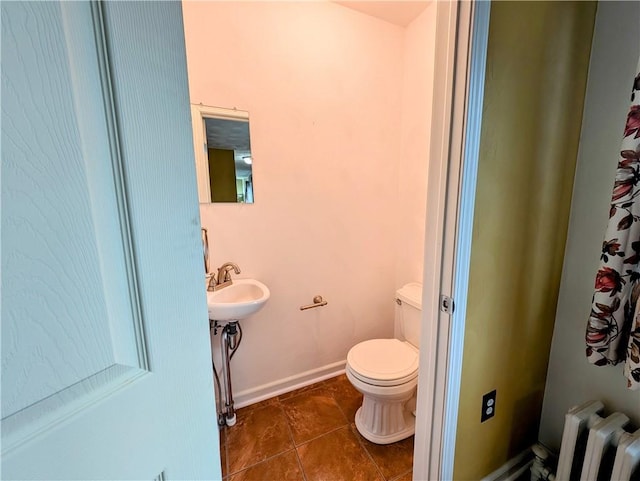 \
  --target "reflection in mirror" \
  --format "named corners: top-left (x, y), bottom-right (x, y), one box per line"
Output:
top-left (191, 105), bottom-right (254, 204)
top-left (205, 117), bottom-right (253, 203)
